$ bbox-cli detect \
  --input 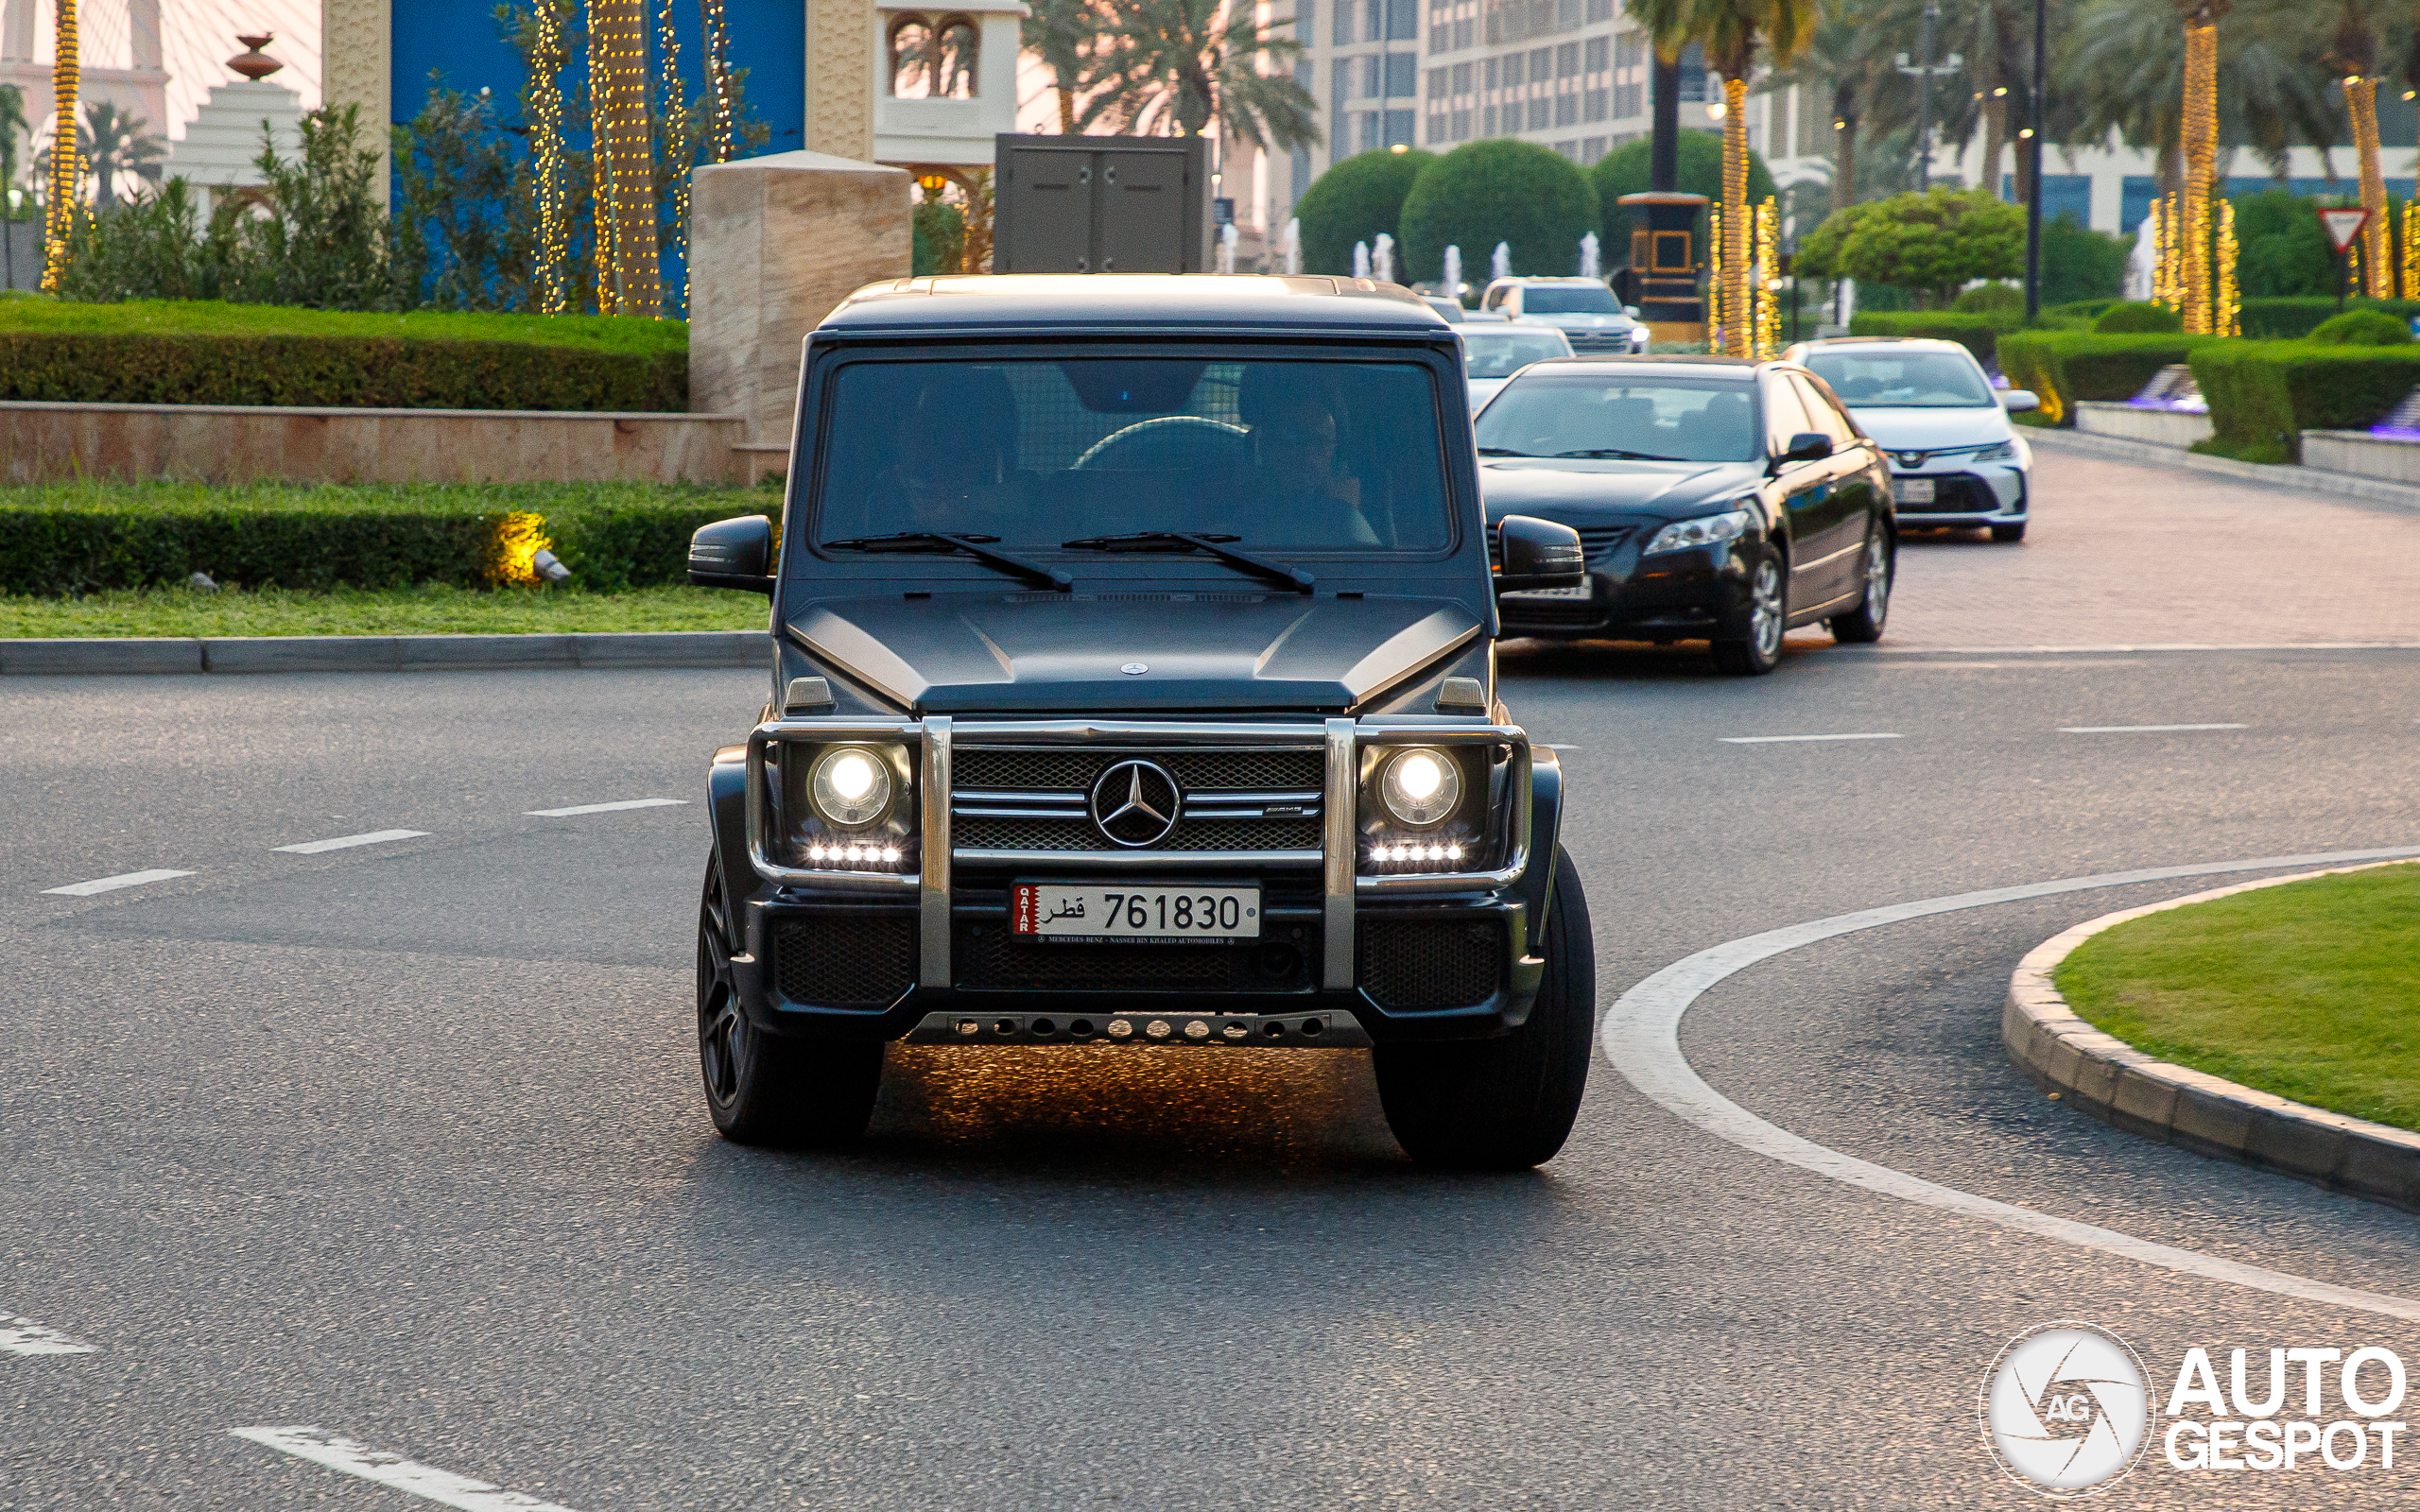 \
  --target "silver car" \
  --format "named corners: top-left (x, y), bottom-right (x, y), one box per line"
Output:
top-left (1782, 336), bottom-right (2040, 543)
top-left (1460, 326), bottom-right (1576, 412)
top-left (1477, 277), bottom-right (1651, 355)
